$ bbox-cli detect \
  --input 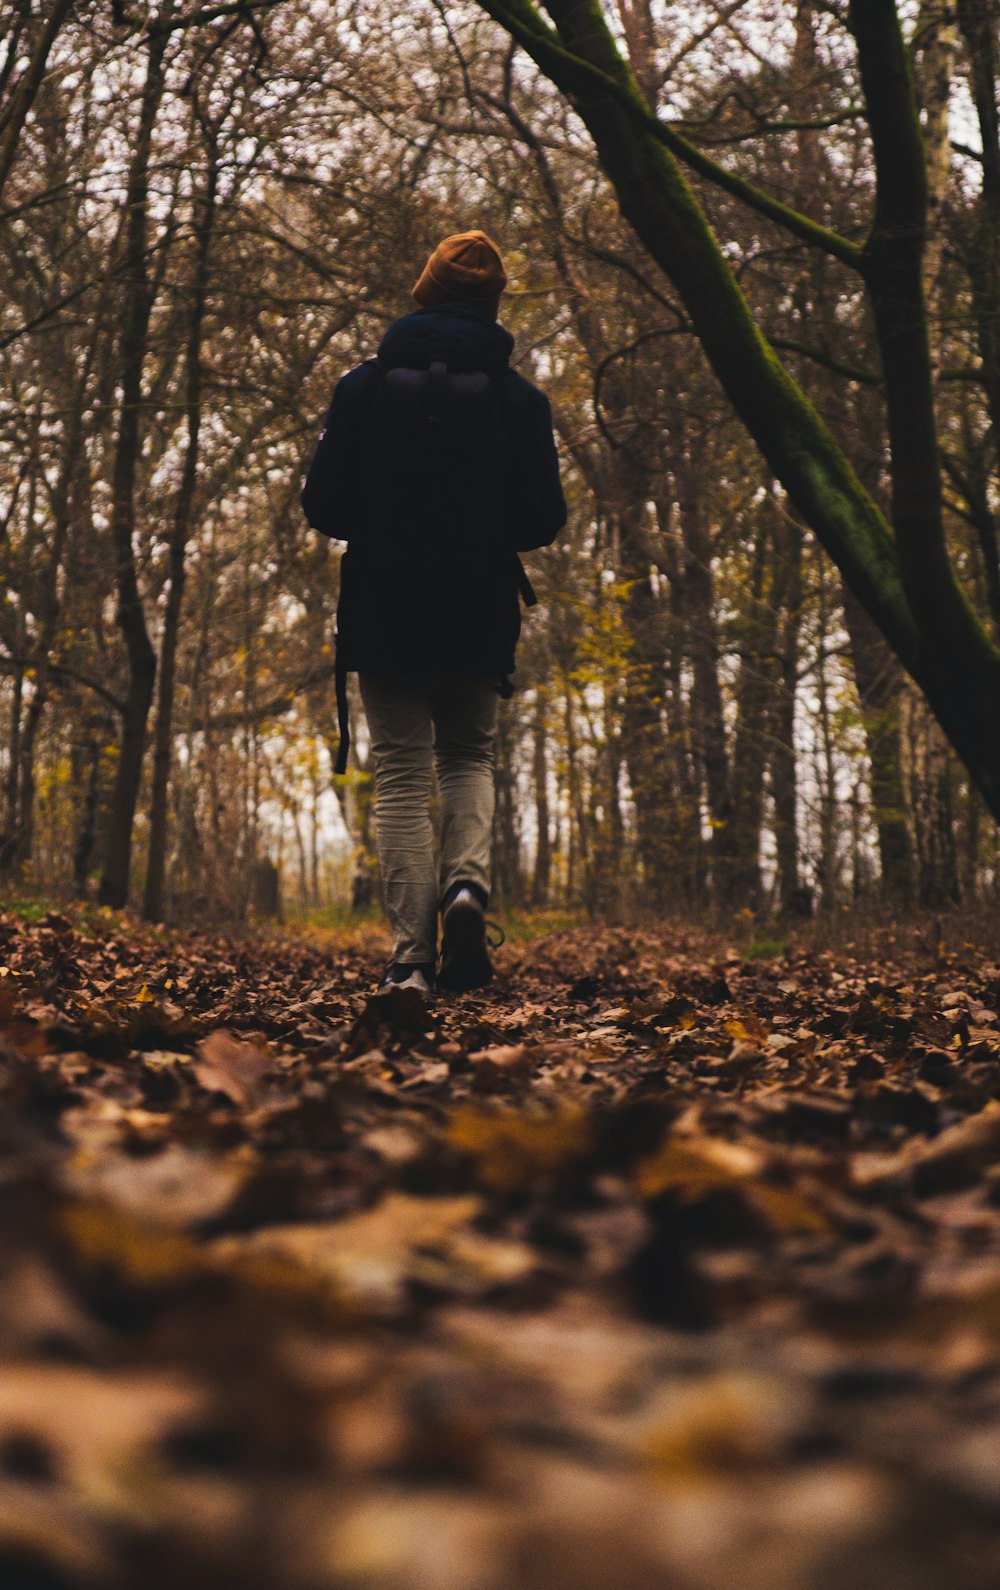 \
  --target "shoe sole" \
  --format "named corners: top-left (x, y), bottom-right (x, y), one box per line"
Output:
top-left (438, 898), bottom-right (493, 991)
top-left (374, 973), bottom-right (432, 997)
